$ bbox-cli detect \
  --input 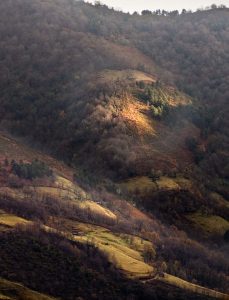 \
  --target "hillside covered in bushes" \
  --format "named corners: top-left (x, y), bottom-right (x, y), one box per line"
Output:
top-left (0, 0), bottom-right (228, 299)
